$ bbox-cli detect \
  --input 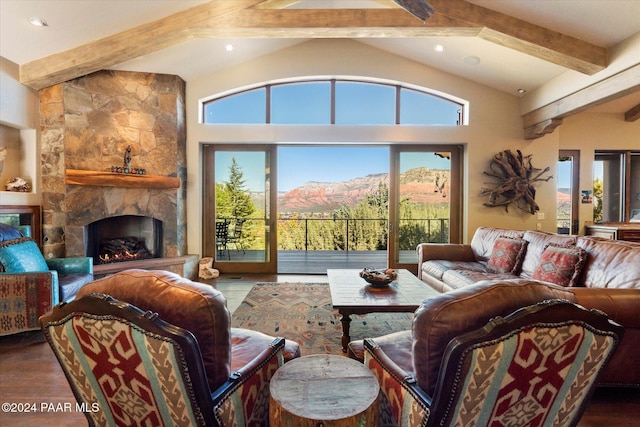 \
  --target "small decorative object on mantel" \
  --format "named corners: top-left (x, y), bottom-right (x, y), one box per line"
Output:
top-left (5, 177), bottom-right (31, 192)
top-left (481, 149), bottom-right (552, 214)
top-left (111, 145), bottom-right (146, 175)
